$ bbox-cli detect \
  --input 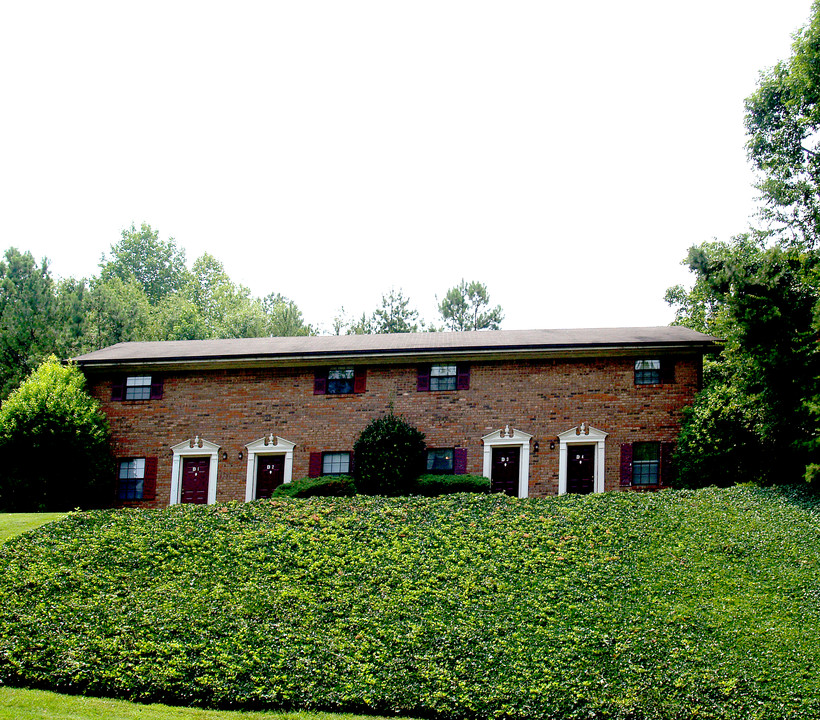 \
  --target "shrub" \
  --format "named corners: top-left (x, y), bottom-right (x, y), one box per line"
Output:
top-left (353, 412), bottom-right (426, 495)
top-left (411, 473), bottom-right (490, 495)
top-left (270, 475), bottom-right (357, 498)
top-left (0, 357), bottom-right (113, 511)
